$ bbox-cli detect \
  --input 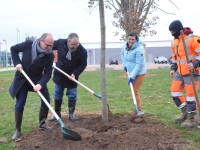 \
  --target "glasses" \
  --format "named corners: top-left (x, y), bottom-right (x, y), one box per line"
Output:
top-left (43, 40), bottom-right (54, 48)
top-left (68, 41), bottom-right (79, 47)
